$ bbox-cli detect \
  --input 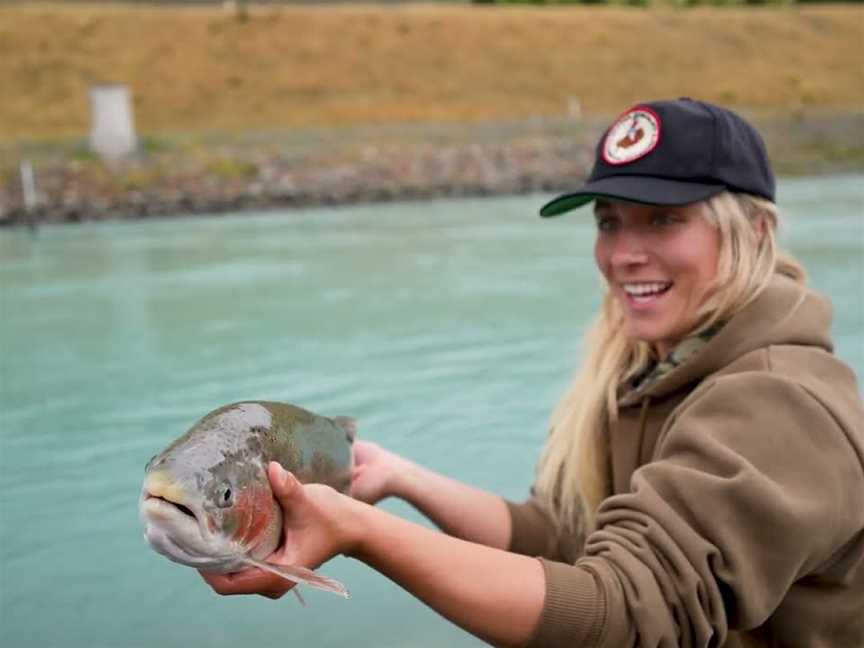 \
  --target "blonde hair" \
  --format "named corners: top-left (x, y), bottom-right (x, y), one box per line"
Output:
top-left (534, 192), bottom-right (806, 532)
